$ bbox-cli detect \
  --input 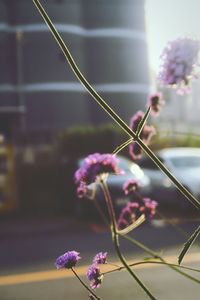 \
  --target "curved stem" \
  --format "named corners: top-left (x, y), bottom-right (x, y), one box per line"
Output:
top-left (102, 260), bottom-right (200, 276)
top-left (32, 0), bottom-right (200, 210)
top-left (71, 268), bottom-right (100, 300)
top-left (100, 179), bottom-right (156, 300)
top-left (112, 138), bottom-right (133, 155)
top-left (120, 234), bottom-right (200, 284)
top-left (117, 214), bottom-right (146, 235)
